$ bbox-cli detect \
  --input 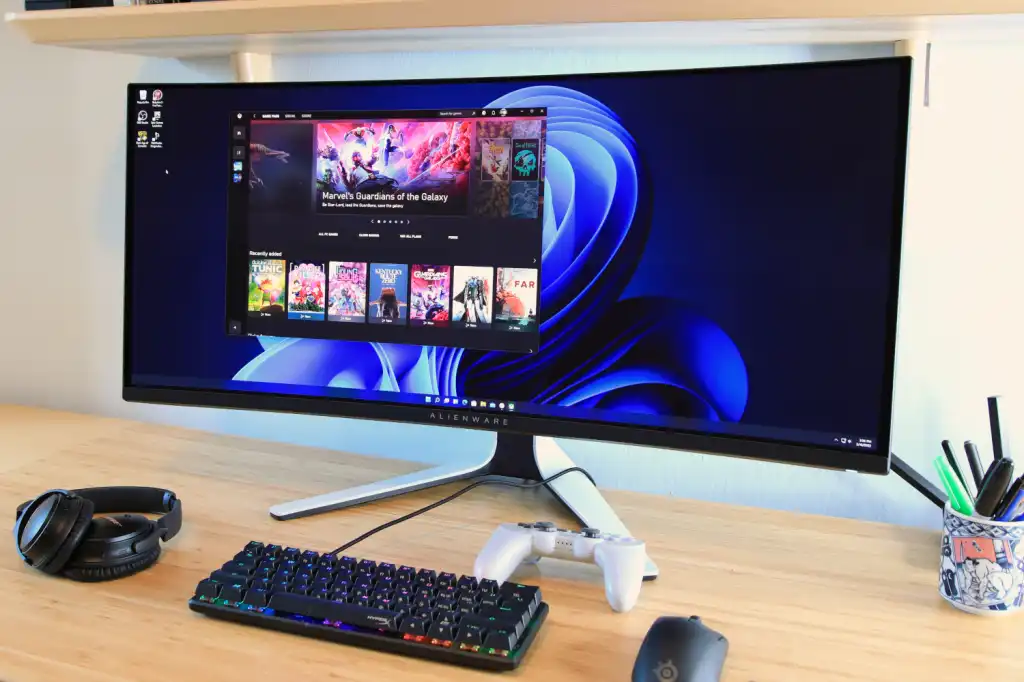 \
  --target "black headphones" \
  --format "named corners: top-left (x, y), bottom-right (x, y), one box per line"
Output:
top-left (14, 487), bottom-right (182, 582)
